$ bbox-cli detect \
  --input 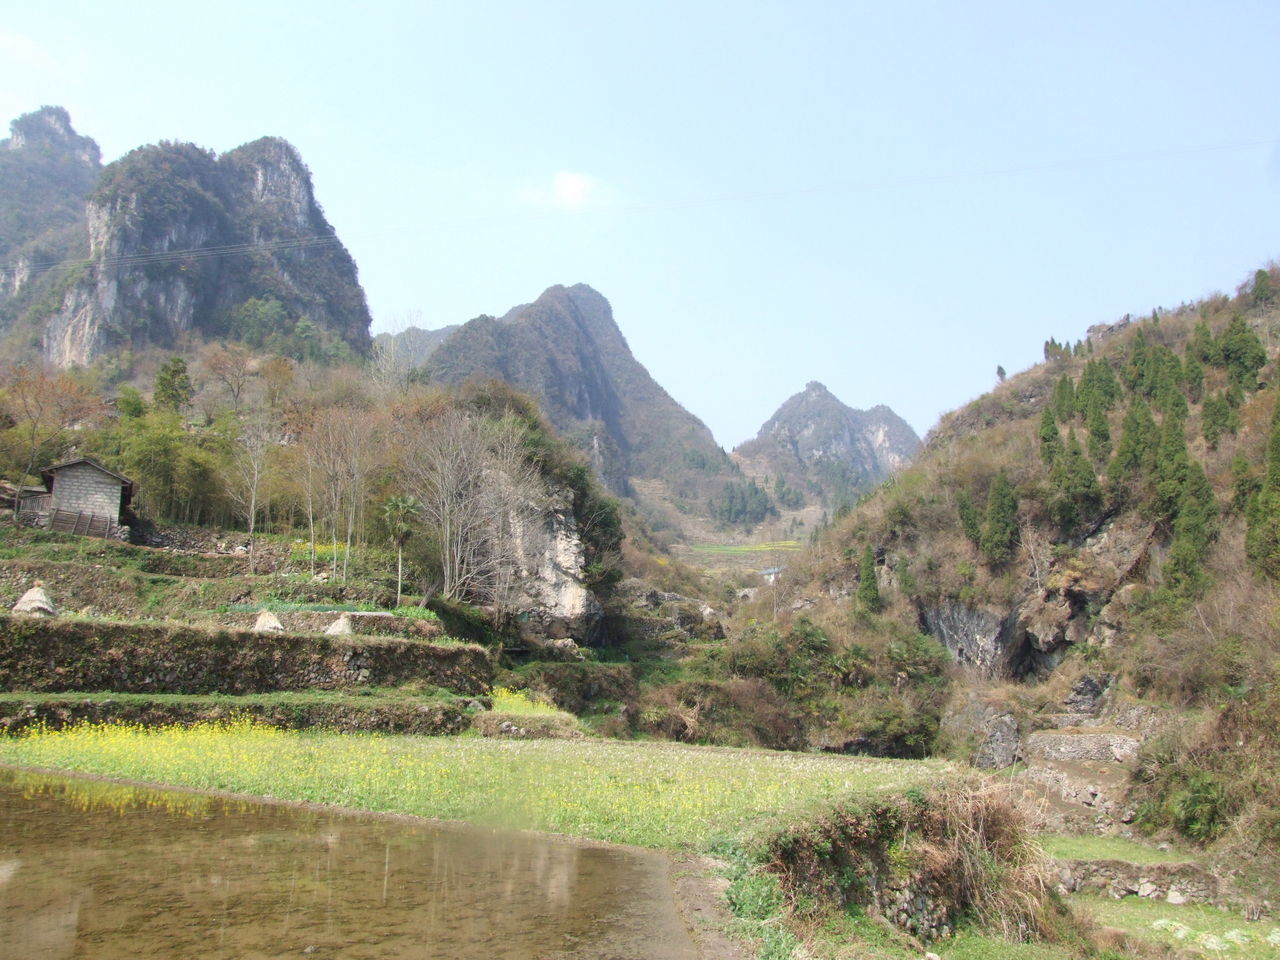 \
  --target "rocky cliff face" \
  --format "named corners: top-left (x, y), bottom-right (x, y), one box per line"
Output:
top-left (421, 284), bottom-right (732, 497)
top-left (514, 489), bottom-right (605, 643)
top-left (0, 108), bottom-right (102, 341)
top-left (37, 134), bottom-right (370, 366)
top-left (734, 381), bottom-right (920, 507)
top-left (917, 512), bottom-right (1155, 679)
